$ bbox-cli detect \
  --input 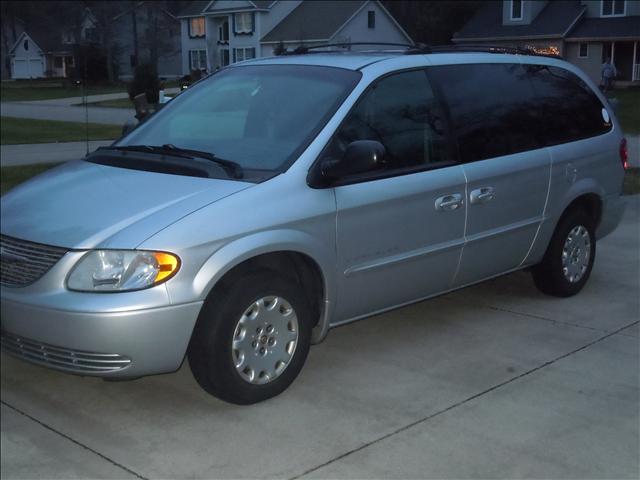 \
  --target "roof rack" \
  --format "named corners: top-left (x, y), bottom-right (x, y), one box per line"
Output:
top-left (279, 42), bottom-right (562, 59)
top-left (405, 44), bottom-right (562, 58)
top-left (282, 42), bottom-right (416, 55)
